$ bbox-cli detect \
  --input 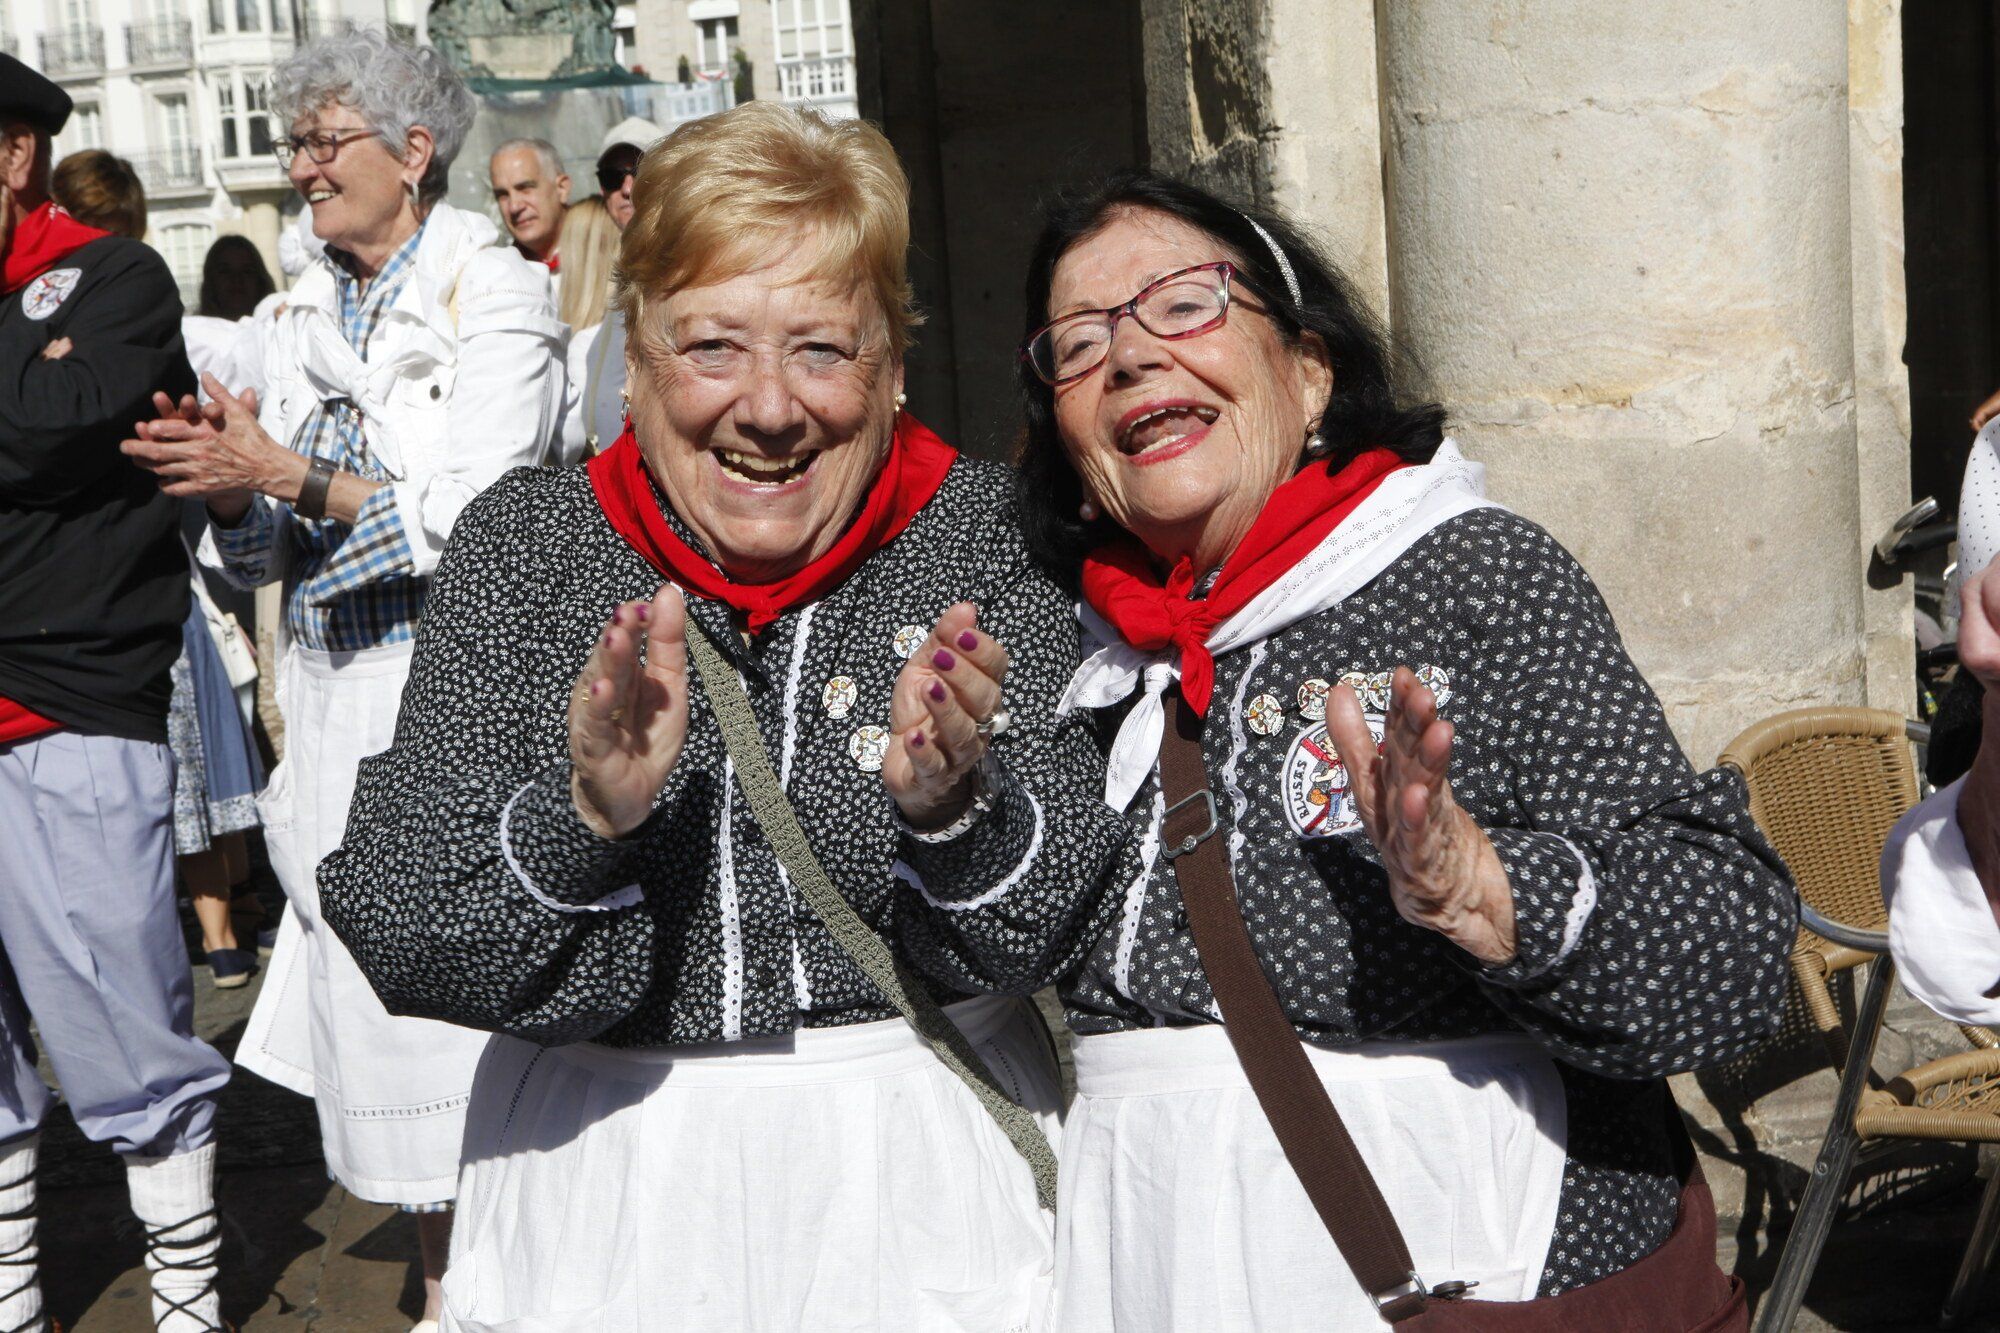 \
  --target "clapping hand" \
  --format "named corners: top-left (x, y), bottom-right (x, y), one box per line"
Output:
top-left (1324, 666), bottom-right (1517, 965)
top-left (884, 603), bottom-right (1011, 830)
top-left (122, 374), bottom-right (283, 517)
top-left (568, 585), bottom-right (691, 839)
